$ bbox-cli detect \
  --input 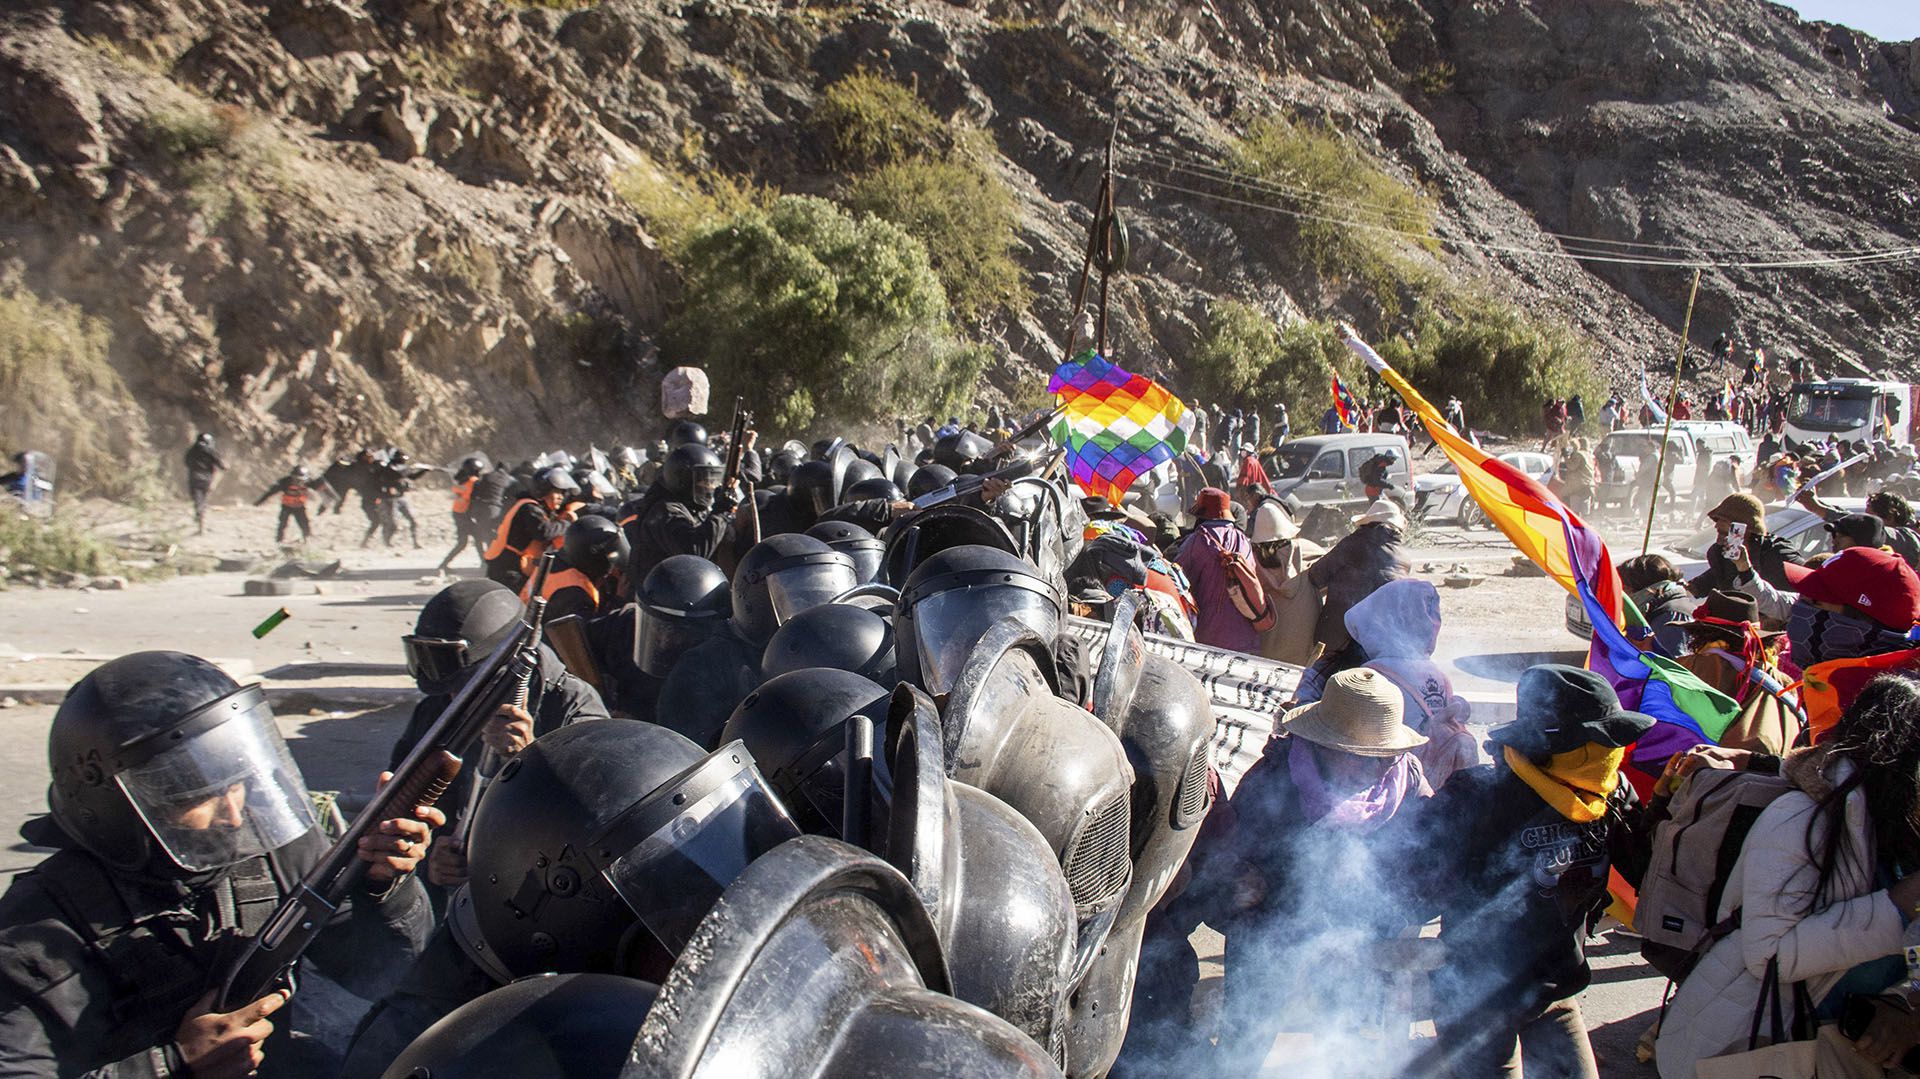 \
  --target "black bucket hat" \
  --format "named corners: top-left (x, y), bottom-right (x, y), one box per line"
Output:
top-left (1488, 664), bottom-right (1657, 758)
